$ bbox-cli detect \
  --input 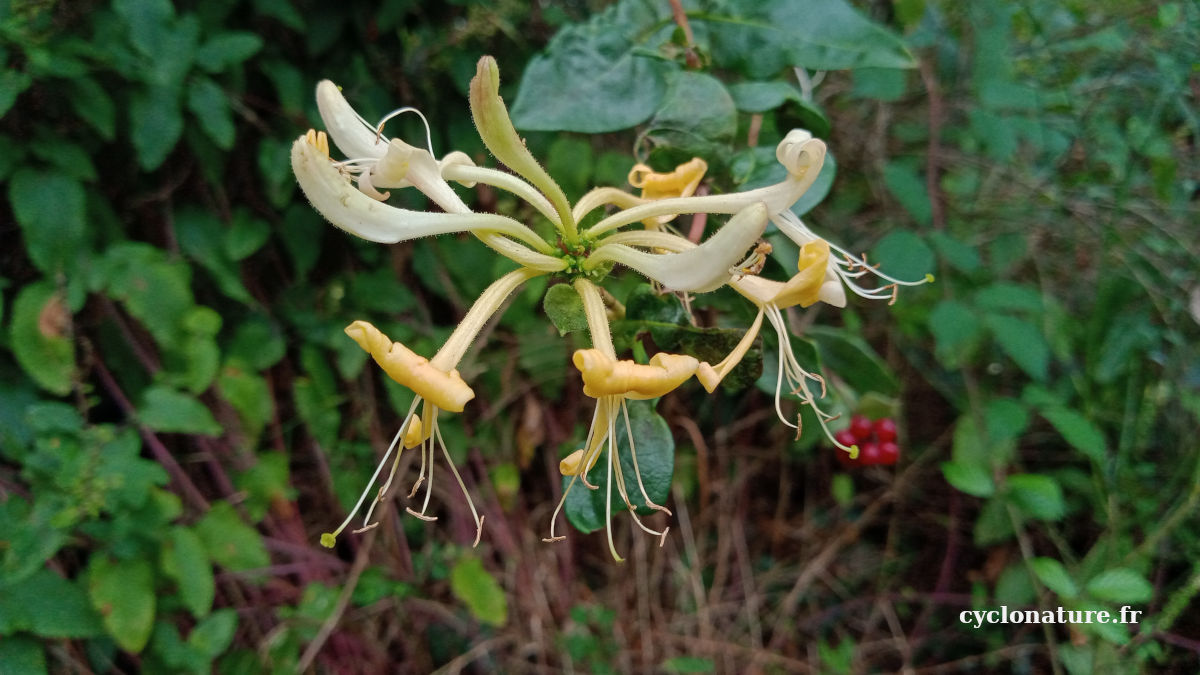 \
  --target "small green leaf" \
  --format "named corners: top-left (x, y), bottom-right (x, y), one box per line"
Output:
top-left (187, 609), bottom-right (238, 658)
top-left (450, 557), bottom-right (508, 628)
top-left (872, 229), bottom-right (935, 283)
top-left (130, 85), bottom-right (183, 170)
top-left (941, 460), bottom-right (995, 497)
top-left (0, 569), bottom-right (104, 638)
top-left (1030, 557), bottom-right (1079, 599)
top-left (175, 207), bottom-right (253, 303)
top-left (161, 526), bottom-right (215, 619)
top-left (69, 77), bottom-right (117, 140)
top-left (187, 76), bottom-right (236, 149)
top-left (9, 282), bottom-right (75, 396)
top-left (0, 69), bottom-right (33, 117)
top-left (543, 283), bottom-right (589, 336)
top-left (1042, 408), bottom-right (1107, 462)
top-left (9, 169), bottom-right (87, 275)
top-left (1086, 568), bottom-right (1153, 604)
top-left (195, 32), bottom-right (263, 72)
top-left (1006, 473), bottom-right (1064, 521)
top-left (139, 385), bottom-right (222, 436)
top-left (882, 160), bottom-right (932, 225)
top-left (194, 502), bottom-right (269, 572)
top-left (985, 314), bottom-right (1050, 380)
top-left (89, 556), bottom-right (156, 653)
top-left (225, 210), bottom-right (271, 260)
top-left (929, 299), bottom-right (982, 368)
